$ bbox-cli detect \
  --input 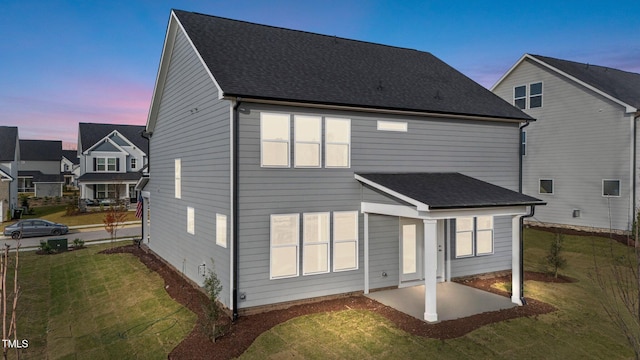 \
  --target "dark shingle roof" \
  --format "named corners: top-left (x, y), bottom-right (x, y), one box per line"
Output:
top-left (62, 150), bottom-right (80, 165)
top-left (0, 126), bottom-right (18, 162)
top-left (19, 140), bottom-right (62, 162)
top-left (356, 173), bottom-right (544, 209)
top-left (172, 10), bottom-right (532, 121)
top-left (18, 171), bottom-right (62, 183)
top-left (530, 54), bottom-right (640, 109)
top-left (77, 172), bottom-right (142, 182)
top-left (79, 123), bottom-right (148, 153)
